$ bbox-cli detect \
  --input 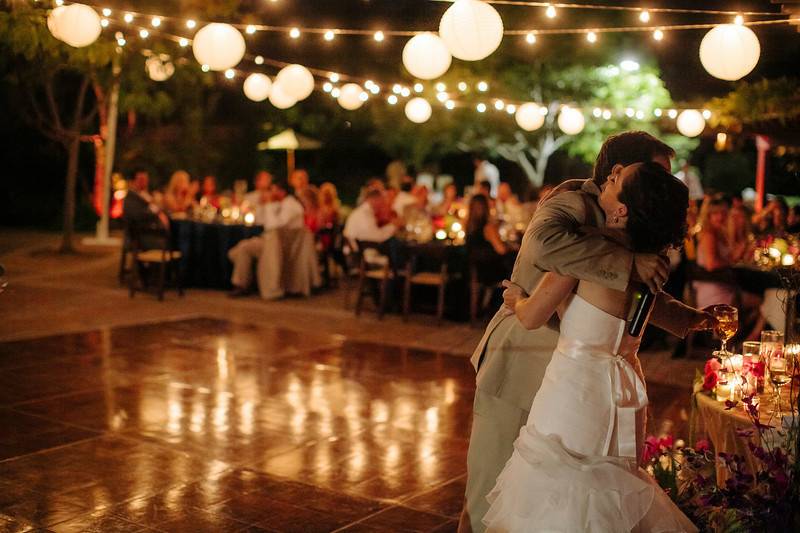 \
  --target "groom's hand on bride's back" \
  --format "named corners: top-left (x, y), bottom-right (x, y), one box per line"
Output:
top-left (632, 254), bottom-right (670, 293)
